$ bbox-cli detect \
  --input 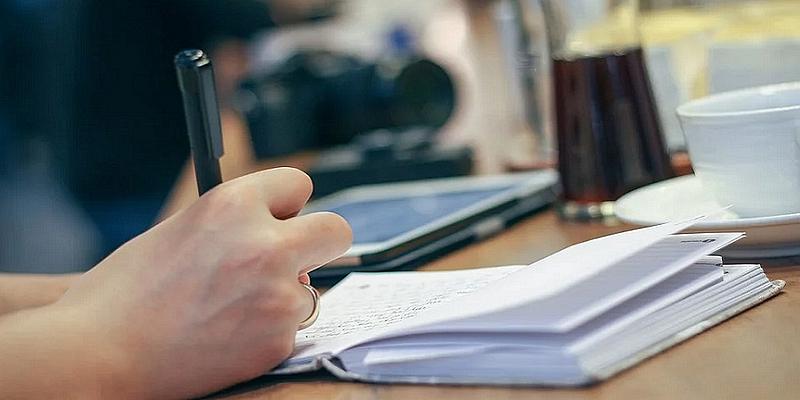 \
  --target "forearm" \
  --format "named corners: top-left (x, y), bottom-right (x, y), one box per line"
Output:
top-left (0, 305), bottom-right (131, 399)
top-left (0, 273), bottom-right (81, 315)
